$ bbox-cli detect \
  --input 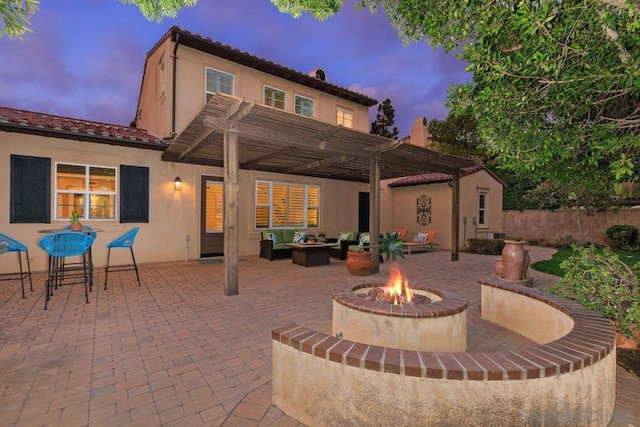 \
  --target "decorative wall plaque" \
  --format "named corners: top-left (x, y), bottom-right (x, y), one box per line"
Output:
top-left (417, 194), bottom-right (431, 226)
